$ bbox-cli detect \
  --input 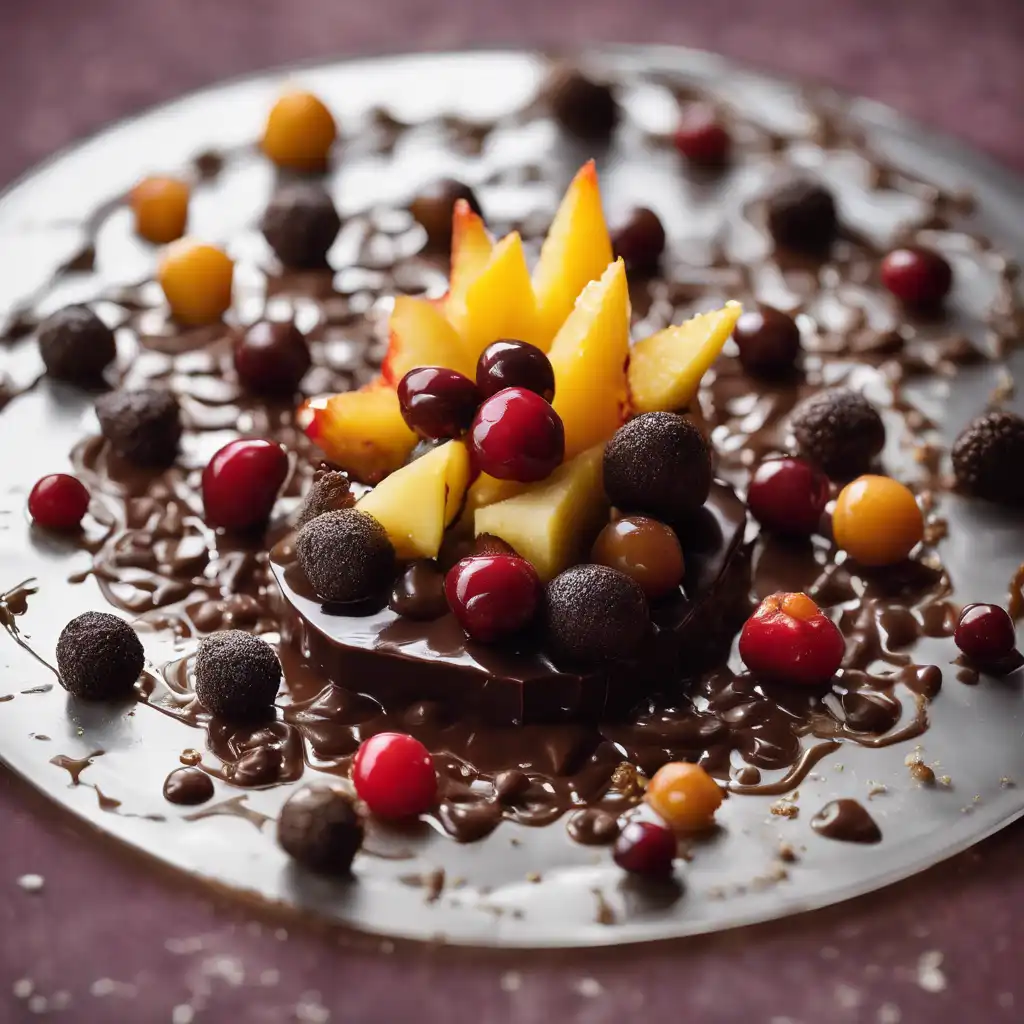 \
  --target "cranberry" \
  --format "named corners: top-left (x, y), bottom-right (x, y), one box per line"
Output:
top-left (733, 306), bottom-right (802, 377)
top-left (469, 387), bottom-right (564, 482)
top-left (673, 105), bottom-right (731, 166)
top-left (955, 603), bottom-right (1018, 664)
top-left (444, 554), bottom-right (541, 642)
top-left (28, 474), bottom-right (90, 530)
top-left (398, 366), bottom-right (481, 441)
top-left (476, 340), bottom-right (555, 403)
top-left (612, 819), bottom-right (676, 875)
top-left (202, 438), bottom-right (289, 530)
top-left (611, 208), bottom-right (666, 274)
top-left (352, 732), bottom-right (437, 819)
top-left (739, 592), bottom-right (844, 686)
top-left (747, 458), bottom-right (830, 538)
top-left (880, 247), bottom-right (953, 307)
top-left (233, 320), bottom-right (311, 395)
